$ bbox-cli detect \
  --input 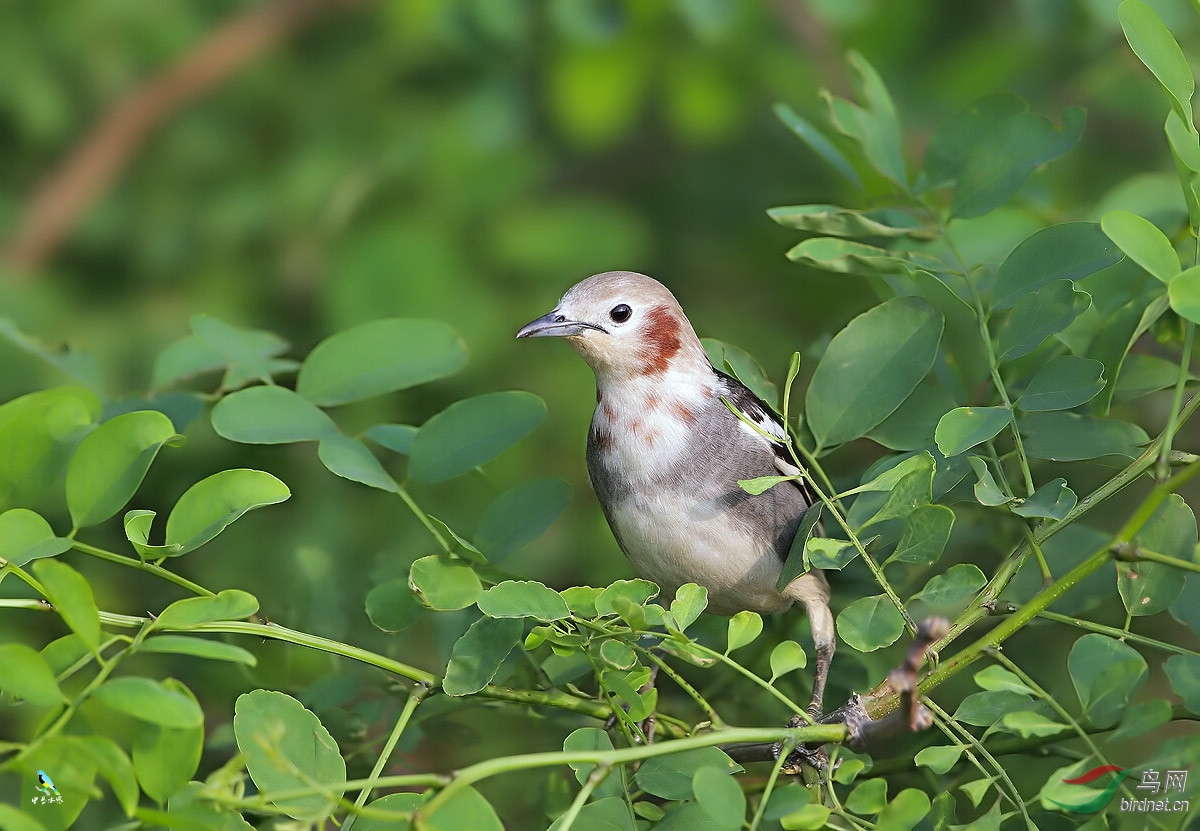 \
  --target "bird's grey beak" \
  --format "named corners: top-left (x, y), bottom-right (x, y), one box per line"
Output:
top-left (516, 311), bottom-right (606, 339)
